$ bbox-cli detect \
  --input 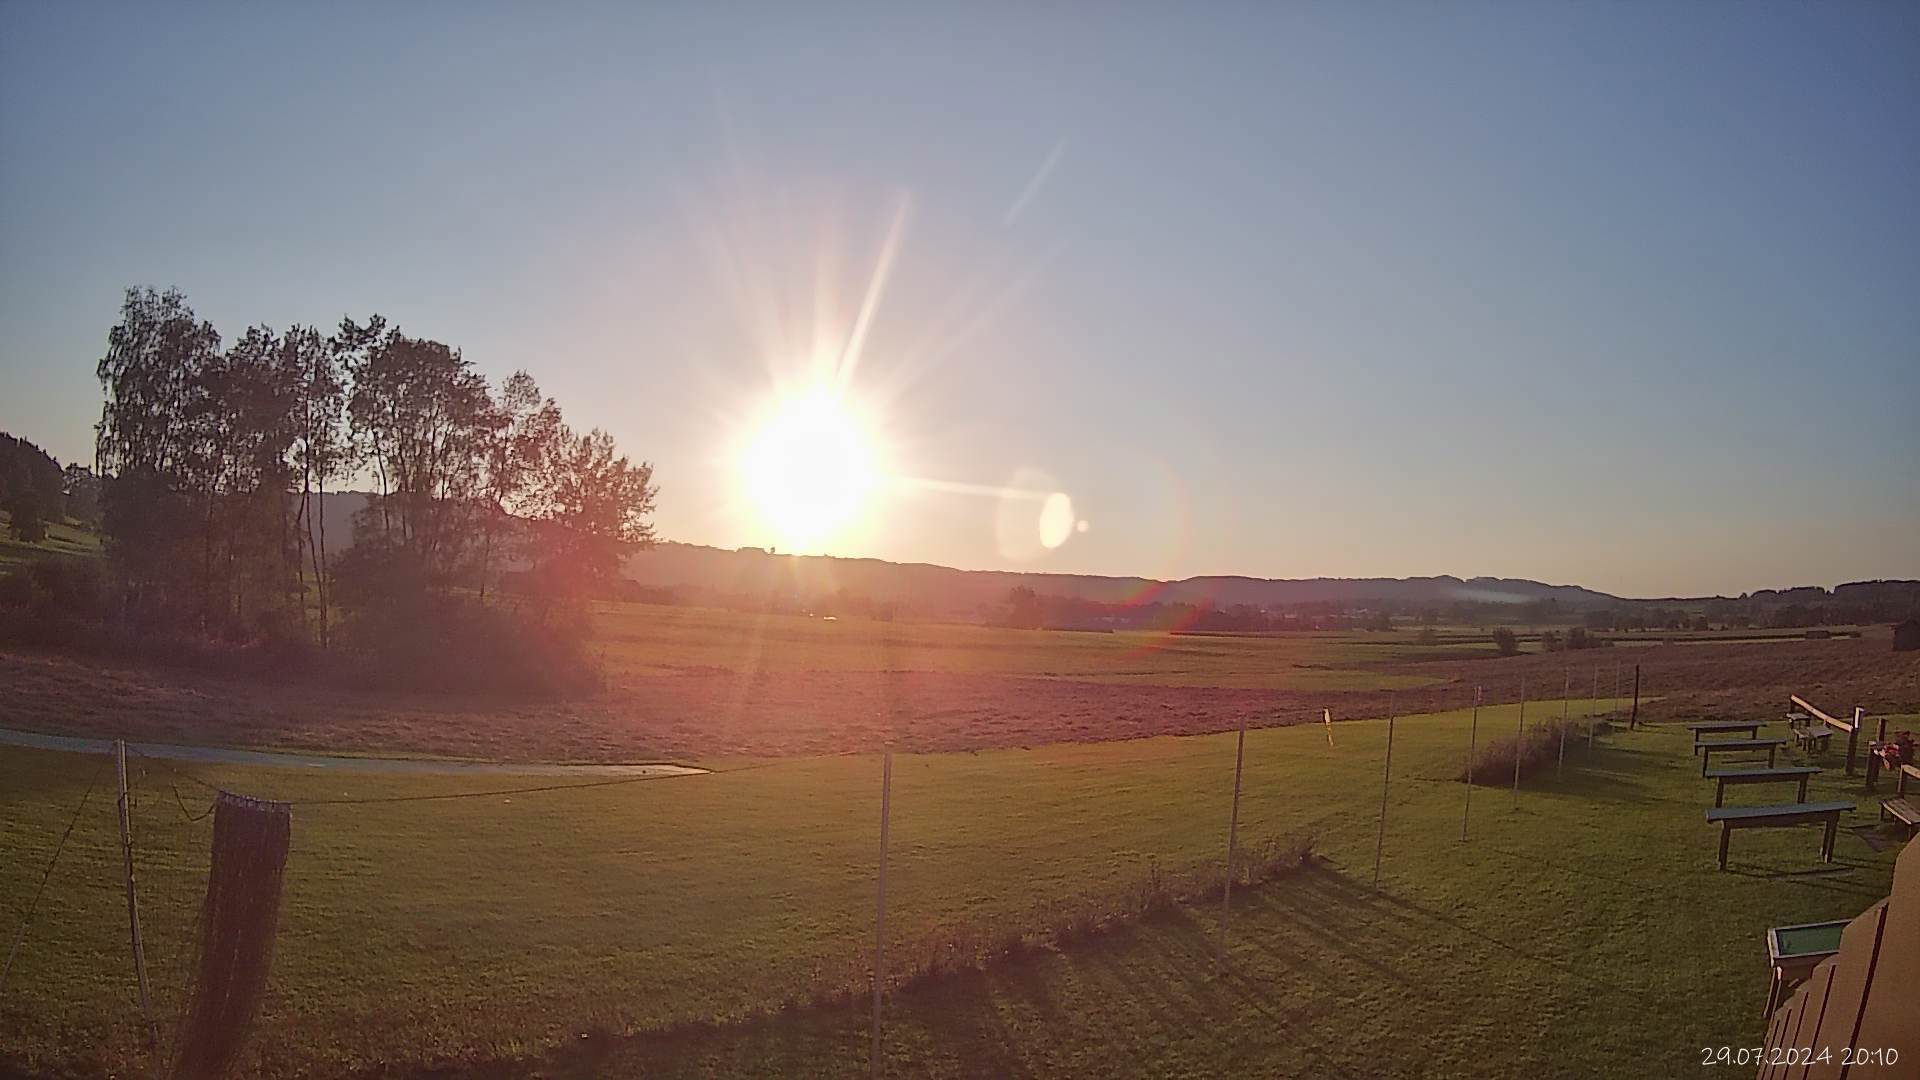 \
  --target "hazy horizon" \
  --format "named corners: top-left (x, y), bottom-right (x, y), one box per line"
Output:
top-left (4, 4), bottom-right (1916, 598)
